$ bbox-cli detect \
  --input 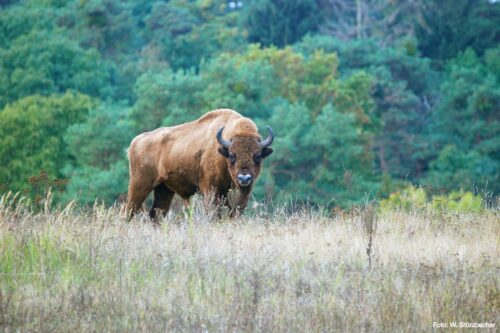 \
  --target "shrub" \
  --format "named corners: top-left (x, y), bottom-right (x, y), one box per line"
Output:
top-left (432, 191), bottom-right (484, 213)
top-left (380, 186), bottom-right (485, 214)
top-left (379, 185), bottom-right (427, 212)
